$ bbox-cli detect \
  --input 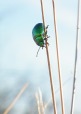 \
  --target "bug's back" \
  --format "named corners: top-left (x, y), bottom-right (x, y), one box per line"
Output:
top-left (32, 23), bottom-right (45, 47)
top-left (32, 23), bottom-right (45, 37)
